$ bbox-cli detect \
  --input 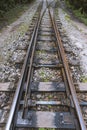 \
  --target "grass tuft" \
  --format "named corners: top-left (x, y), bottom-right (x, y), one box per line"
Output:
top-left (80, 76), bottom-right (87, 83)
